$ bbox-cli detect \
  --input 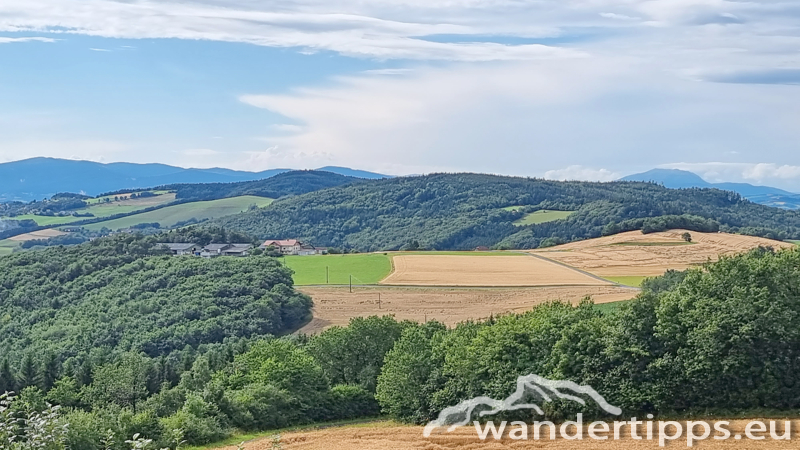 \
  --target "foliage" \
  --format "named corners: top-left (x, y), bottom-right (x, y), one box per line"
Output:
top-left (164, 170), bottom-right (361, 201)
top-left (214, 173), bottom-right (800, 251)
top-left (0, 233), bottom-right (312, 373)
top-left (376, 247), bottom-right (800, 423)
